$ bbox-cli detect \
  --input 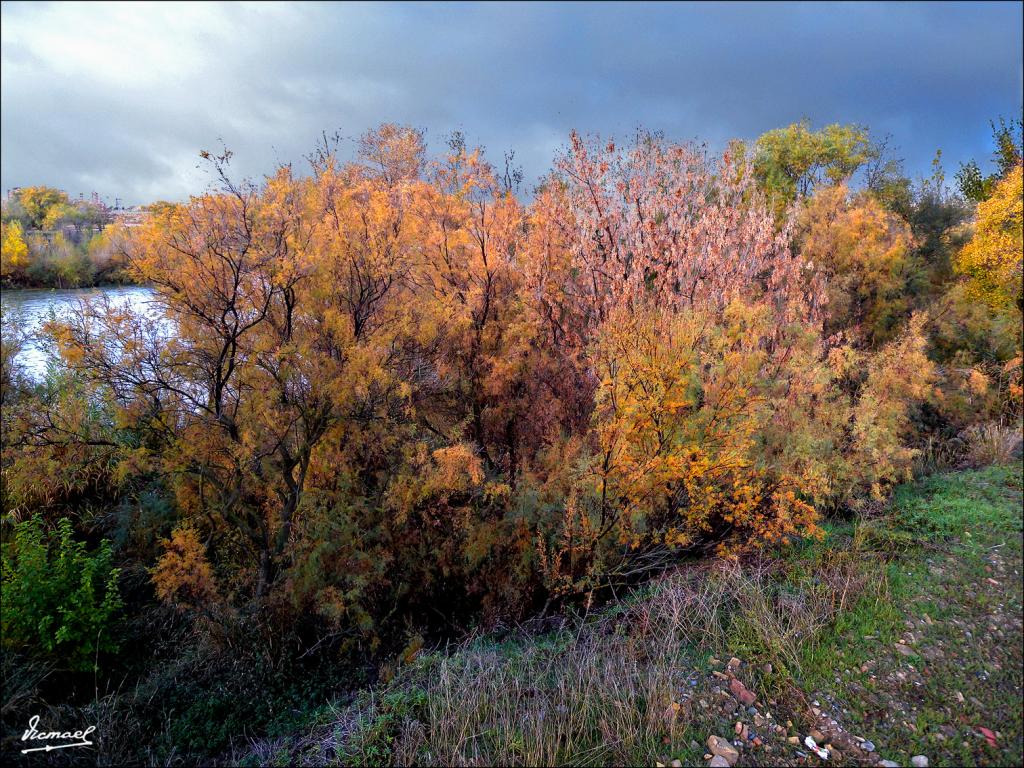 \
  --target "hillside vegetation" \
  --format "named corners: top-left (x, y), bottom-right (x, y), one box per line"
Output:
top-left (236, 464), bottom-right (1023, 767)
top-left (1, 118), bottom-right (1021, 765)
